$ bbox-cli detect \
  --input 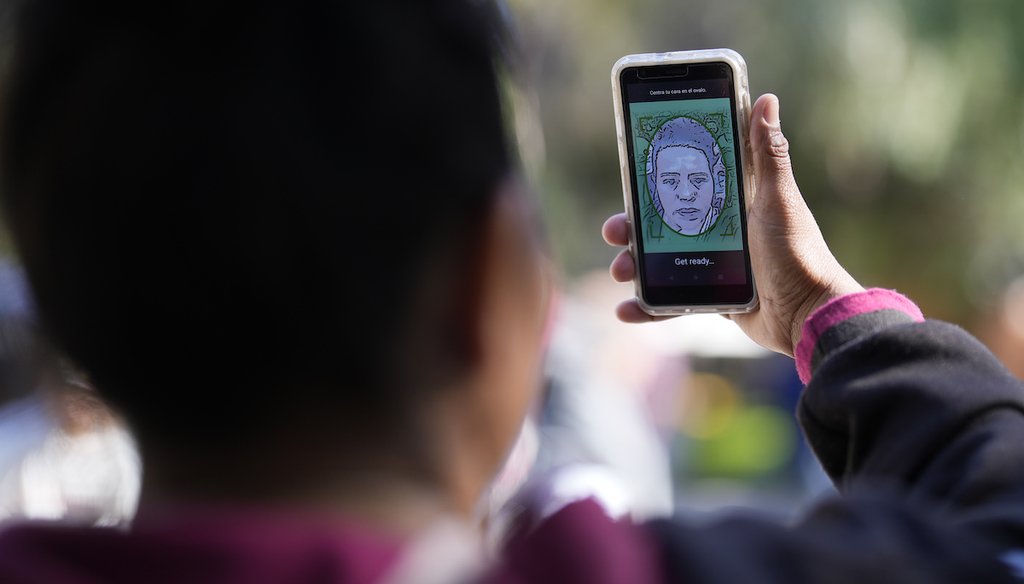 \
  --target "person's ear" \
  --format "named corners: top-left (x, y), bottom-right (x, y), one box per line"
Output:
top-left (443, 211), bottom-right (490, 368)
top-left (443, 181), bottom-right (547, 374)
